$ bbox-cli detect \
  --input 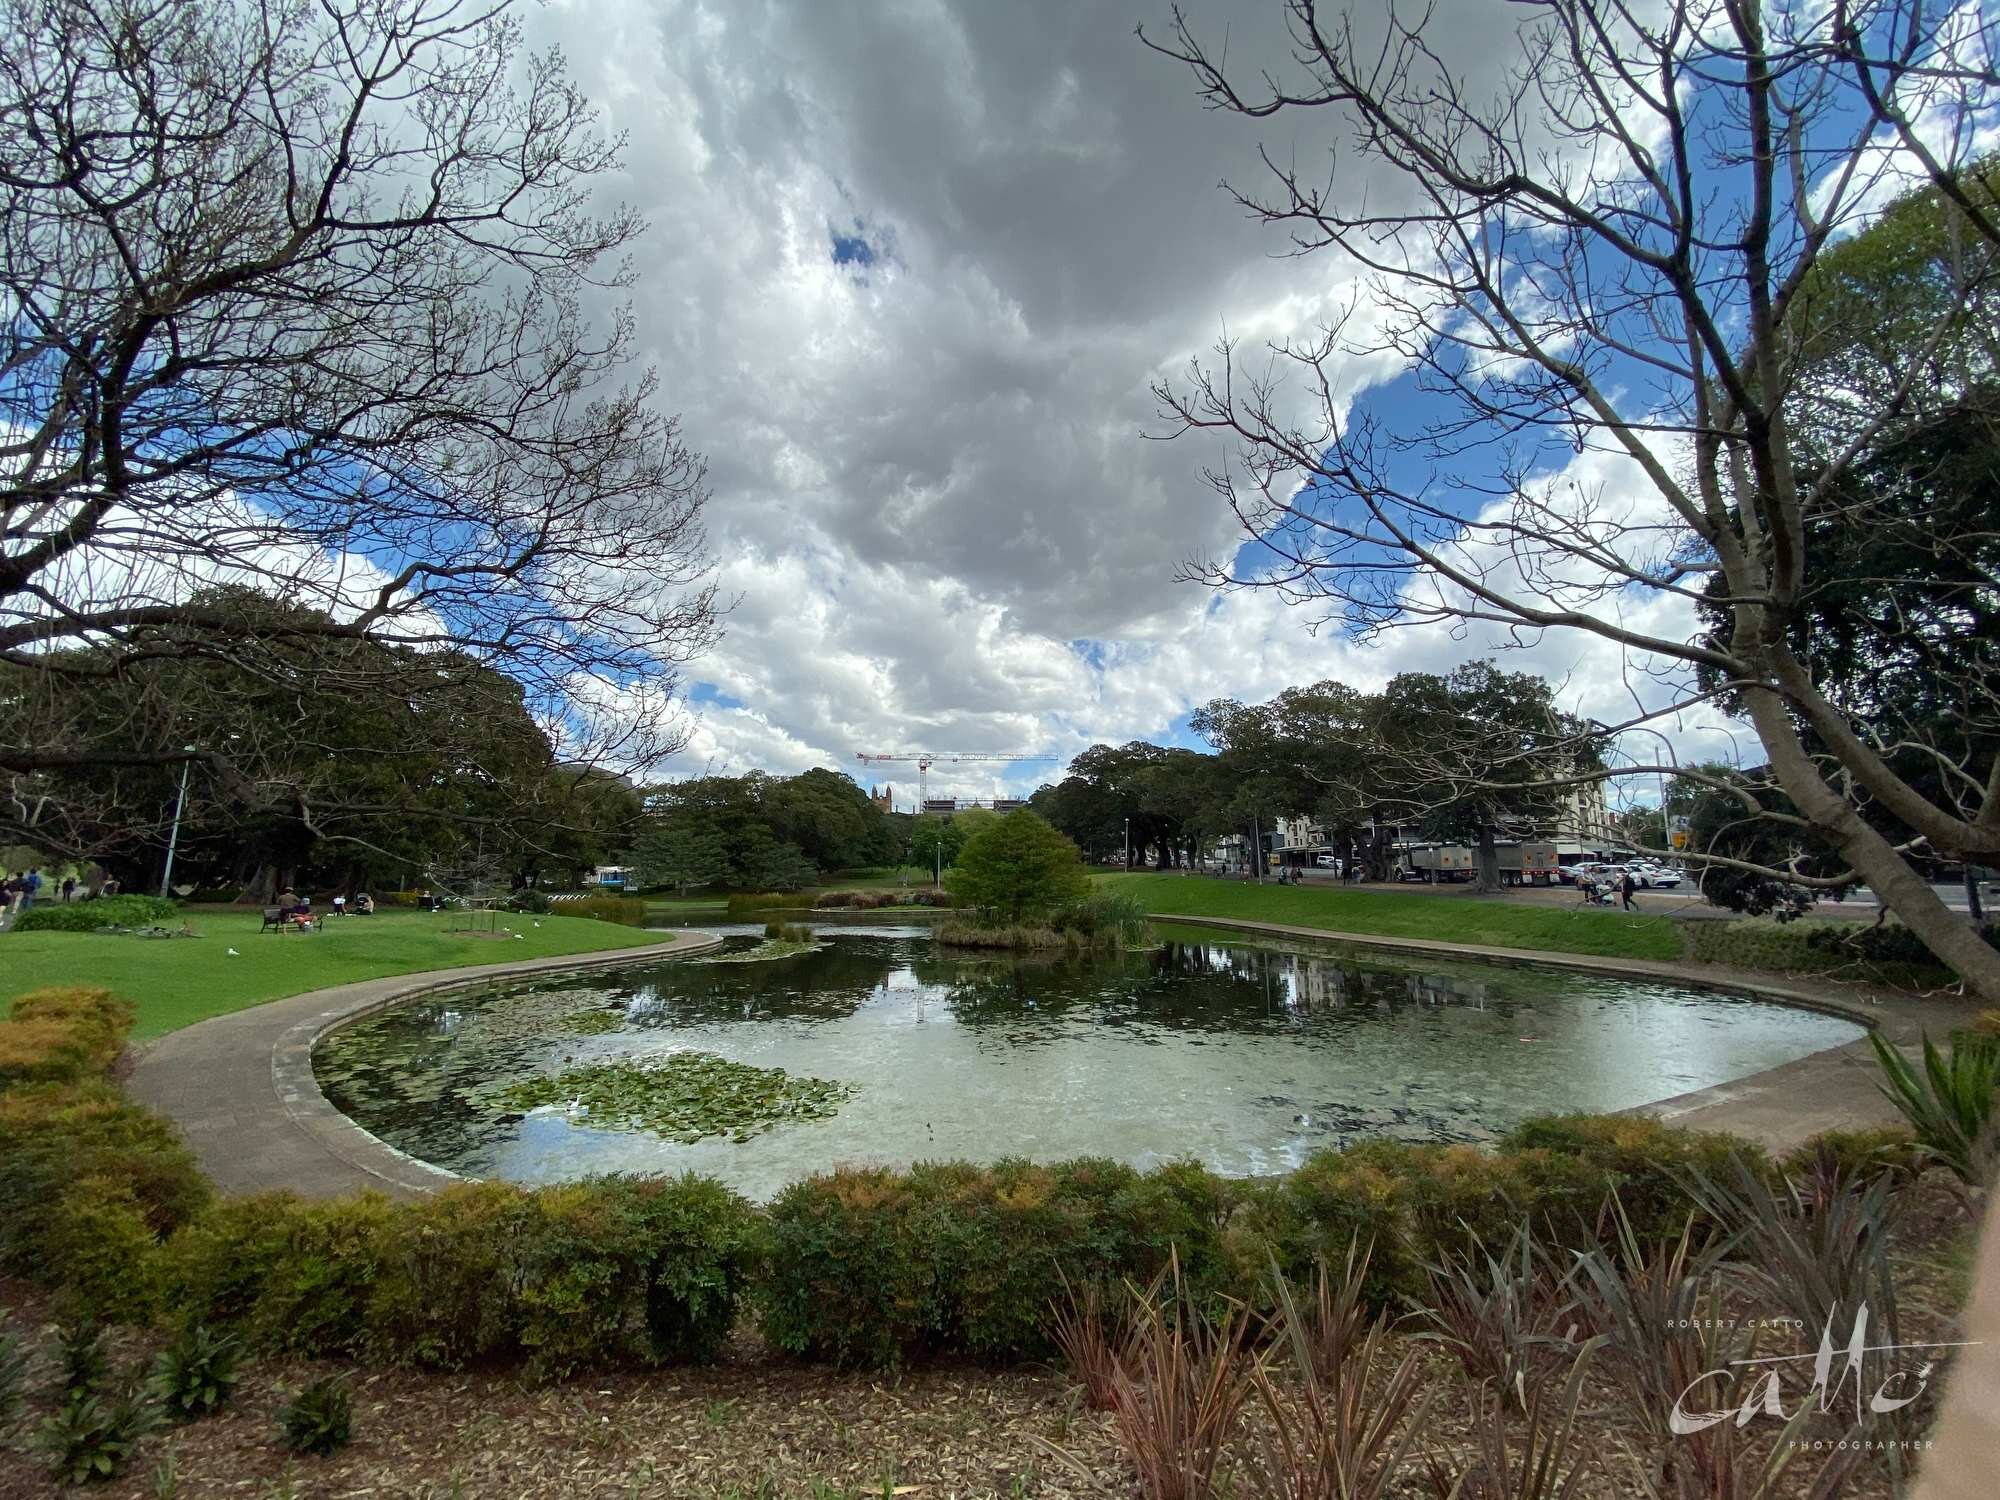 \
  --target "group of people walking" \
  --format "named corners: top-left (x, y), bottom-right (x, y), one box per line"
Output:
top-left (5, 867), bottom-right (120, 914)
